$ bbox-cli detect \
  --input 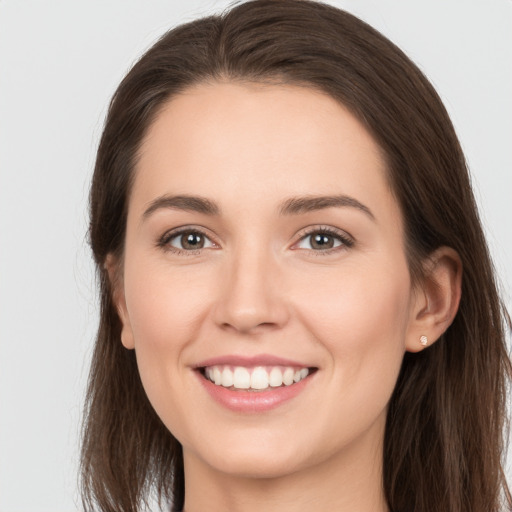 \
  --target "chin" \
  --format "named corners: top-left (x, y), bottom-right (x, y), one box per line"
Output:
top-left (184, 429), bottom-right (315, 480)
top-left (210, 451), bottom-right (307, 480)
